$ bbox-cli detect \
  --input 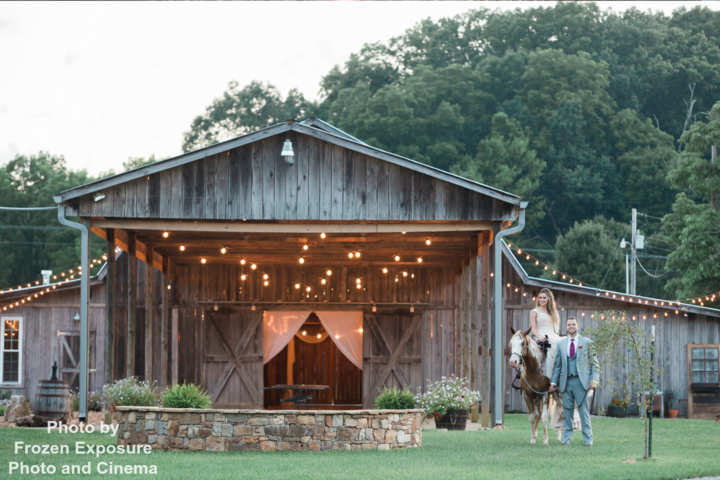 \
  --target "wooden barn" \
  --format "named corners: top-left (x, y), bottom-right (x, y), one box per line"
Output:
top-left (1, 118), bottom-right (718, 424)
